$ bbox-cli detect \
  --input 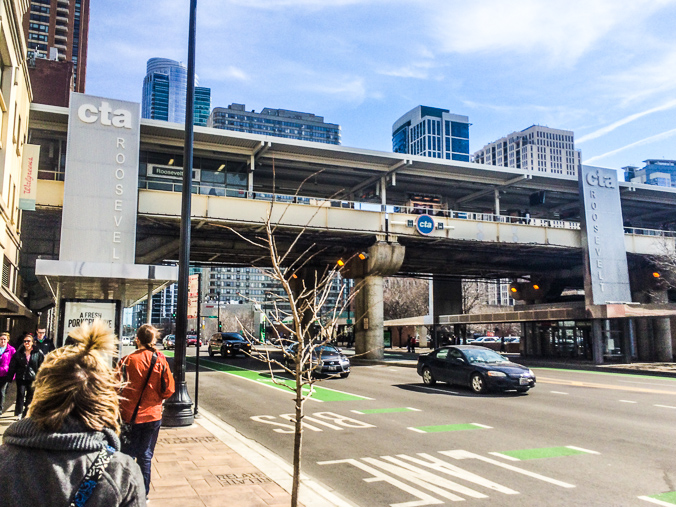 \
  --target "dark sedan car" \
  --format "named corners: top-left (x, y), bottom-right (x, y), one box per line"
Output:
top-left (417, 345), bottom-right (536, 394)
top-left (284, 343), bottom-right (350, 378)
top-left (208, 332), bottom-right (252, 357)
